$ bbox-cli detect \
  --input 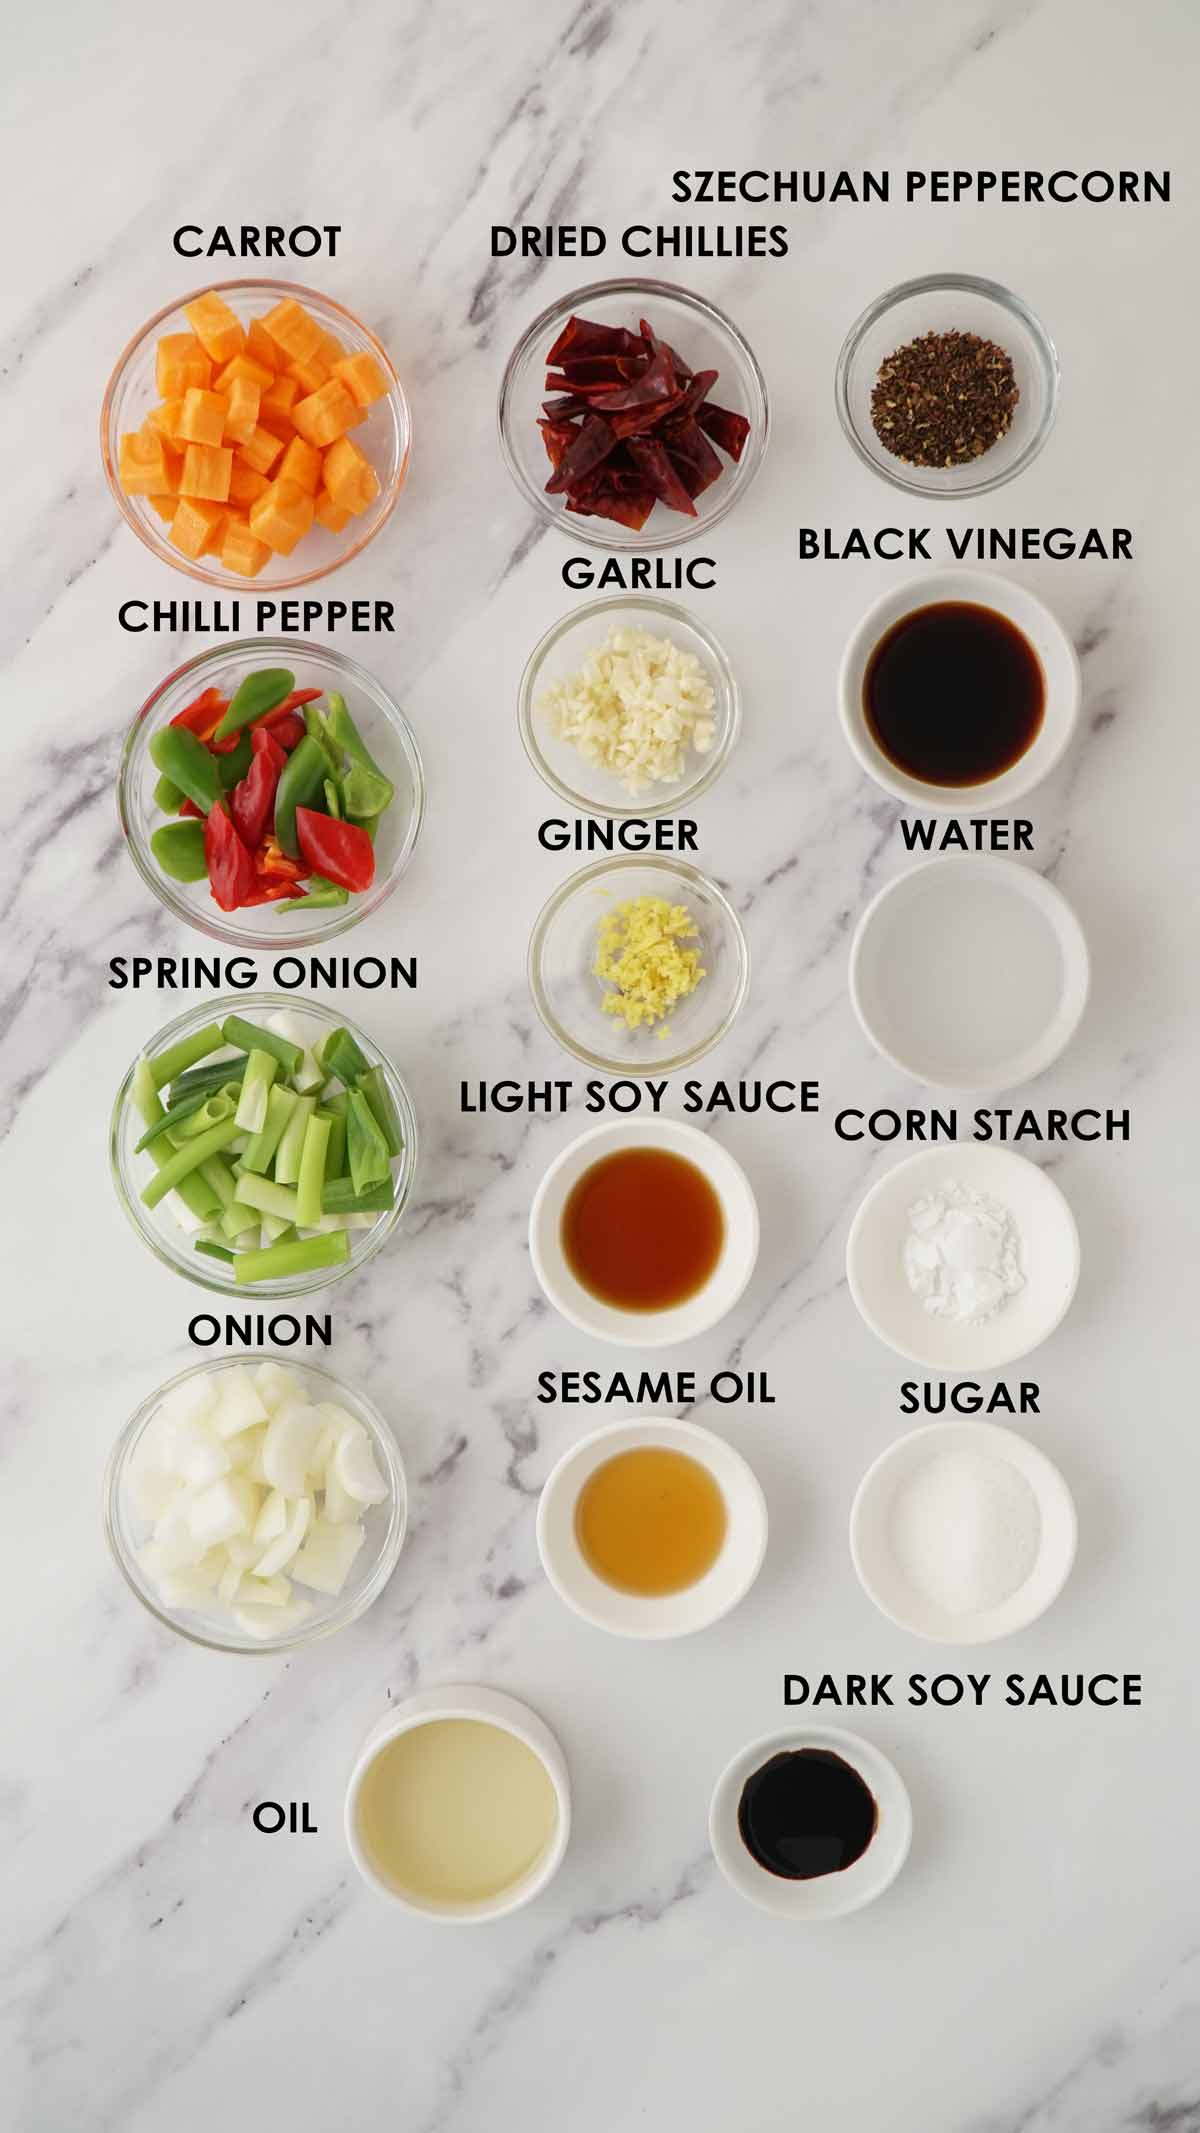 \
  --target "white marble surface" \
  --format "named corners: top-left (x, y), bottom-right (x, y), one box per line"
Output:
top-left (3, 1), bottom-right (1199, 2127)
